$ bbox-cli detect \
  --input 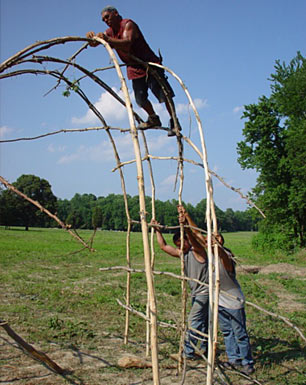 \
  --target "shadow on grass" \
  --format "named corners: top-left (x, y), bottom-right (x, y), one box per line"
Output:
top-left (252, 336), bottom-right (305, 367)
top-left (69, 343), bottom-right (114, 367)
